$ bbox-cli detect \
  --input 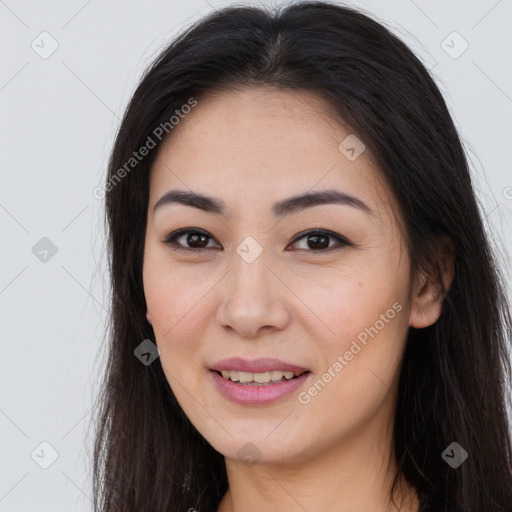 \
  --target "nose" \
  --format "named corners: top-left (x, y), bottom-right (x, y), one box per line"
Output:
top-left (215, 246), bottom-right (290, 339)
